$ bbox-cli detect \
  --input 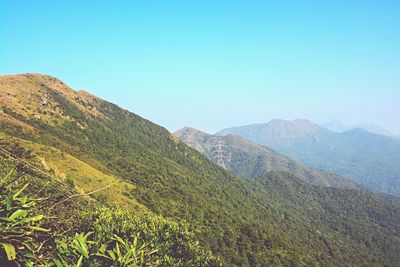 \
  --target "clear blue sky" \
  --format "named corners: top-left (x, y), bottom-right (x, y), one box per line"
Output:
top-left (1, 0), bottom-right (399, 134)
